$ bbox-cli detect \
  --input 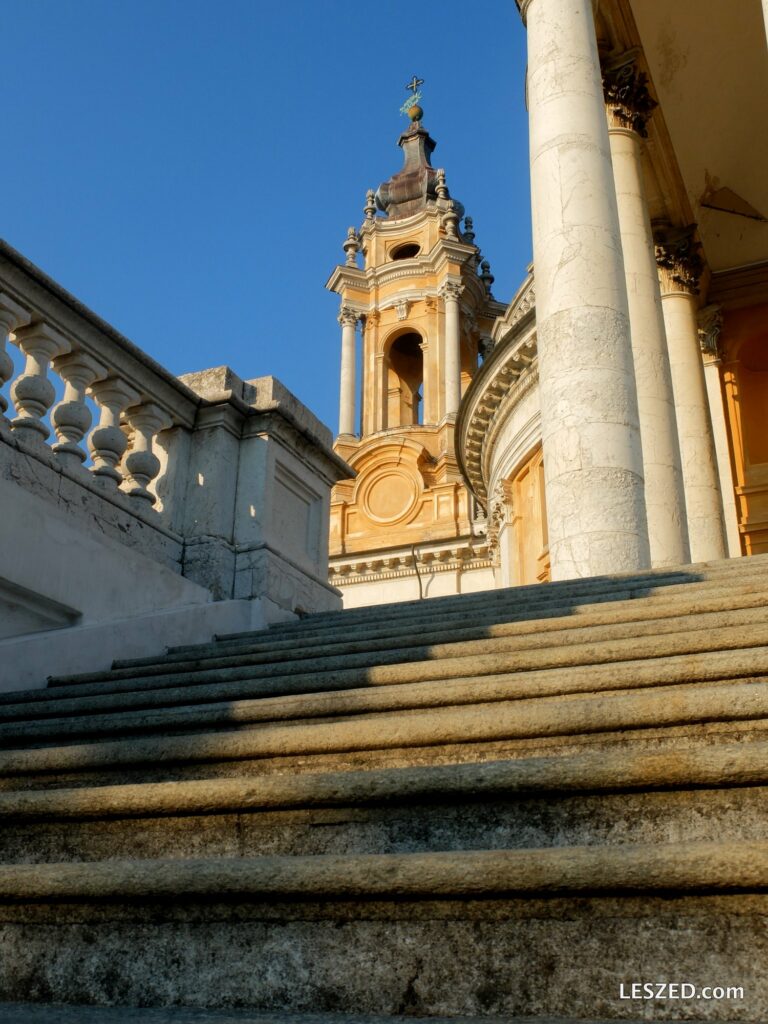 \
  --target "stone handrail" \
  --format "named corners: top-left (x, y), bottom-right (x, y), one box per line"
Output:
top-left (0, 239), bottom-right (201, 507)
